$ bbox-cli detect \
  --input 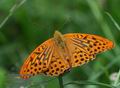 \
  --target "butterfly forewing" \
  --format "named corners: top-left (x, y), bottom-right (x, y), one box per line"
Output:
top-left (20, 39), bottom-right (70, 79)
top-left (64, 33), bottom-right (114, 67)
top-left (20, 39), bottom-right (53, 79)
